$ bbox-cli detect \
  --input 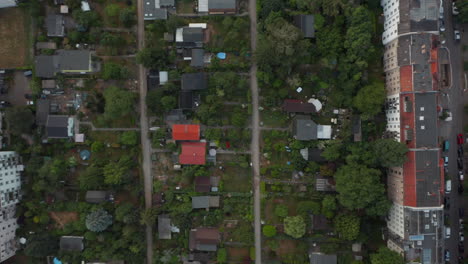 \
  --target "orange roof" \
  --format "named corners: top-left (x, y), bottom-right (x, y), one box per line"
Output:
top-left (172, 124), bottom-right (200, 140)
